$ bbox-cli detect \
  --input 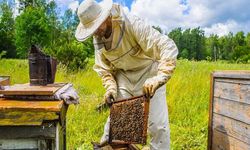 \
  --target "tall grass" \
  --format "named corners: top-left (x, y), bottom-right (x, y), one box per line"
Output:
top-left (0, 59), bottom-right (249, 150)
